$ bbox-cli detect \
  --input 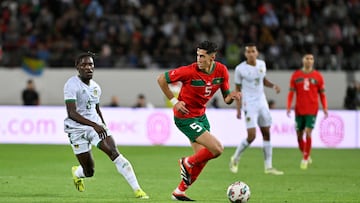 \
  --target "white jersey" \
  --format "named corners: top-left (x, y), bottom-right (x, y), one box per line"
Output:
top-left (64, 75), bottom-right (102, 130)
top-left (234, 59), bottom-right (268, 108)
